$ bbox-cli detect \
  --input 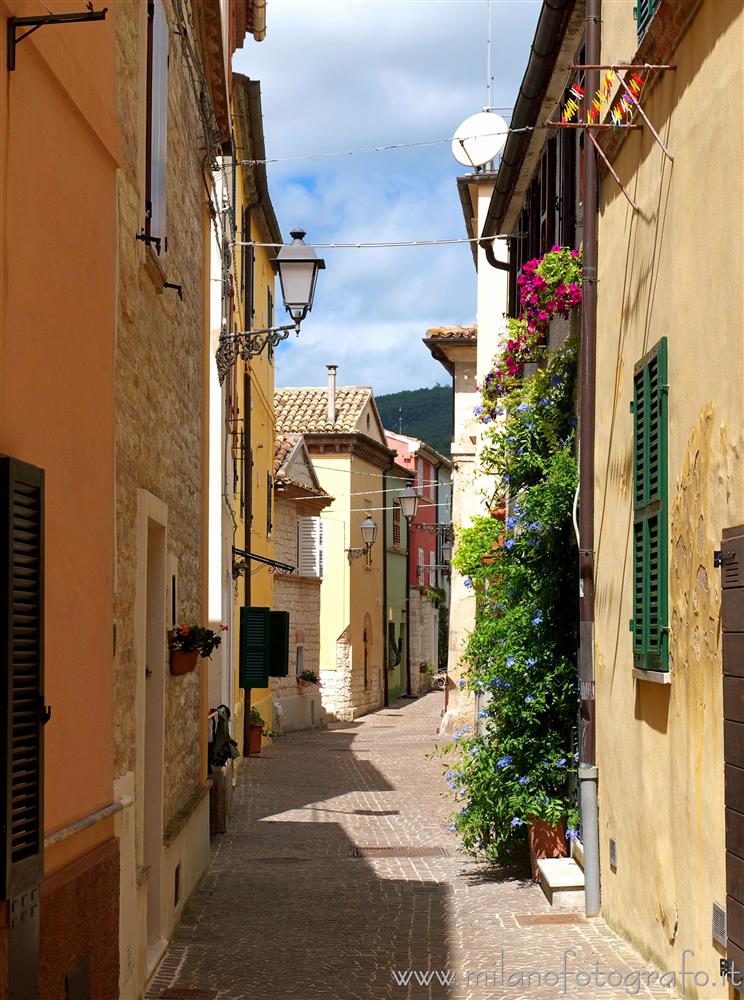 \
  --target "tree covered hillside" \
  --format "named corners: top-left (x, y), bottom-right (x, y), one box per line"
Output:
top-left (376, 385), bottom-right (453, 458)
